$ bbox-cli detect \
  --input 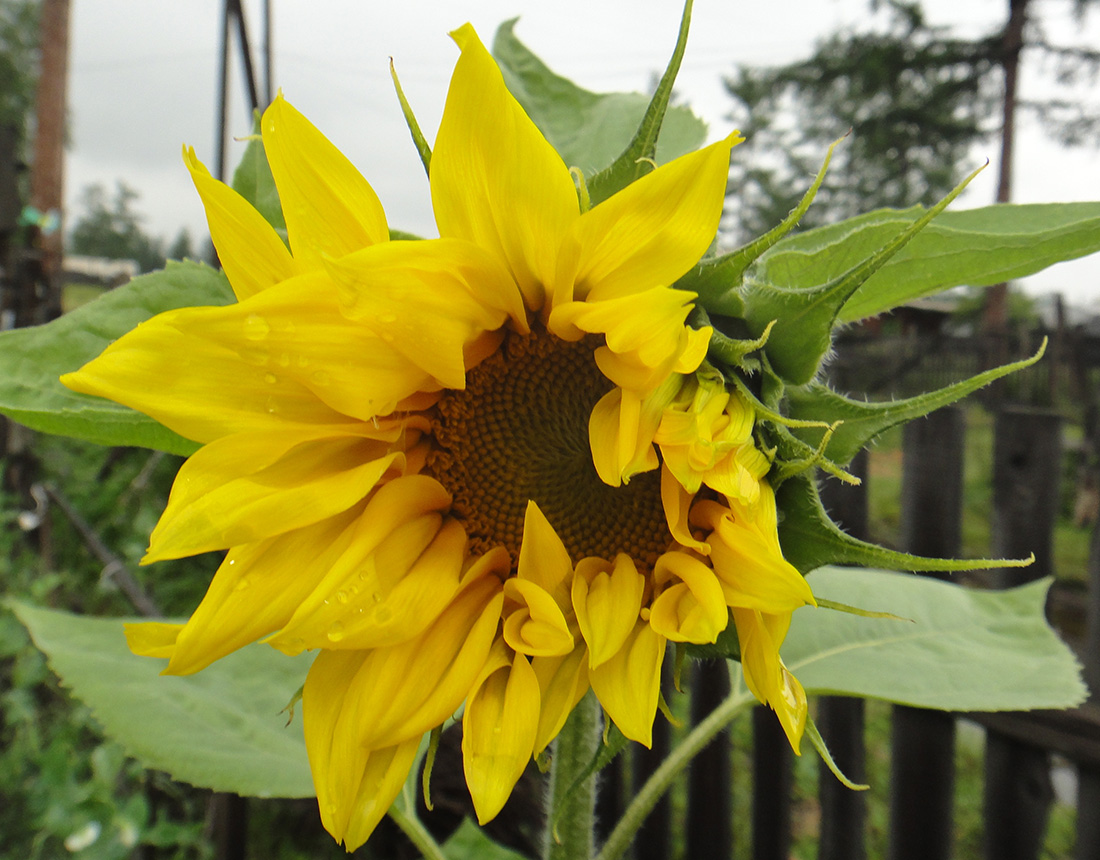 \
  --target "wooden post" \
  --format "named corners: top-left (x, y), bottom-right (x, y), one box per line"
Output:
top-left (686, 659), bottom-right (732, 859)
top-left (818, 448), bottom-right (869, 860)
top-left (984, 407), bottom-right (1061, 860)
top-left (1076, 449), bottom-right (1100, 860)
top-left (890, 408), bottom-right (964, 860)
top-left (752, 704), bottom-right (793, 860)
top-left (633, 661), bottom-right (672, 860)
